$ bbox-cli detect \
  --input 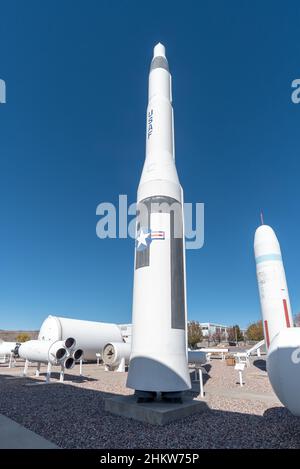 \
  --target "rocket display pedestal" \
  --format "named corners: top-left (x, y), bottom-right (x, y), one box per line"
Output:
top-left (104, 394), bottom-right (208, 426)
top-left (126, 43), bottom-right (191, 402)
